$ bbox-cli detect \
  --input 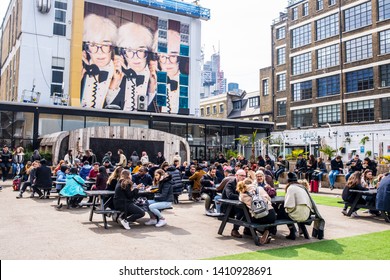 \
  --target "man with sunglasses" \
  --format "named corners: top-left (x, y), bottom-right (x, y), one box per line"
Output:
top-left (81, 14), bottom-right (117, 109)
